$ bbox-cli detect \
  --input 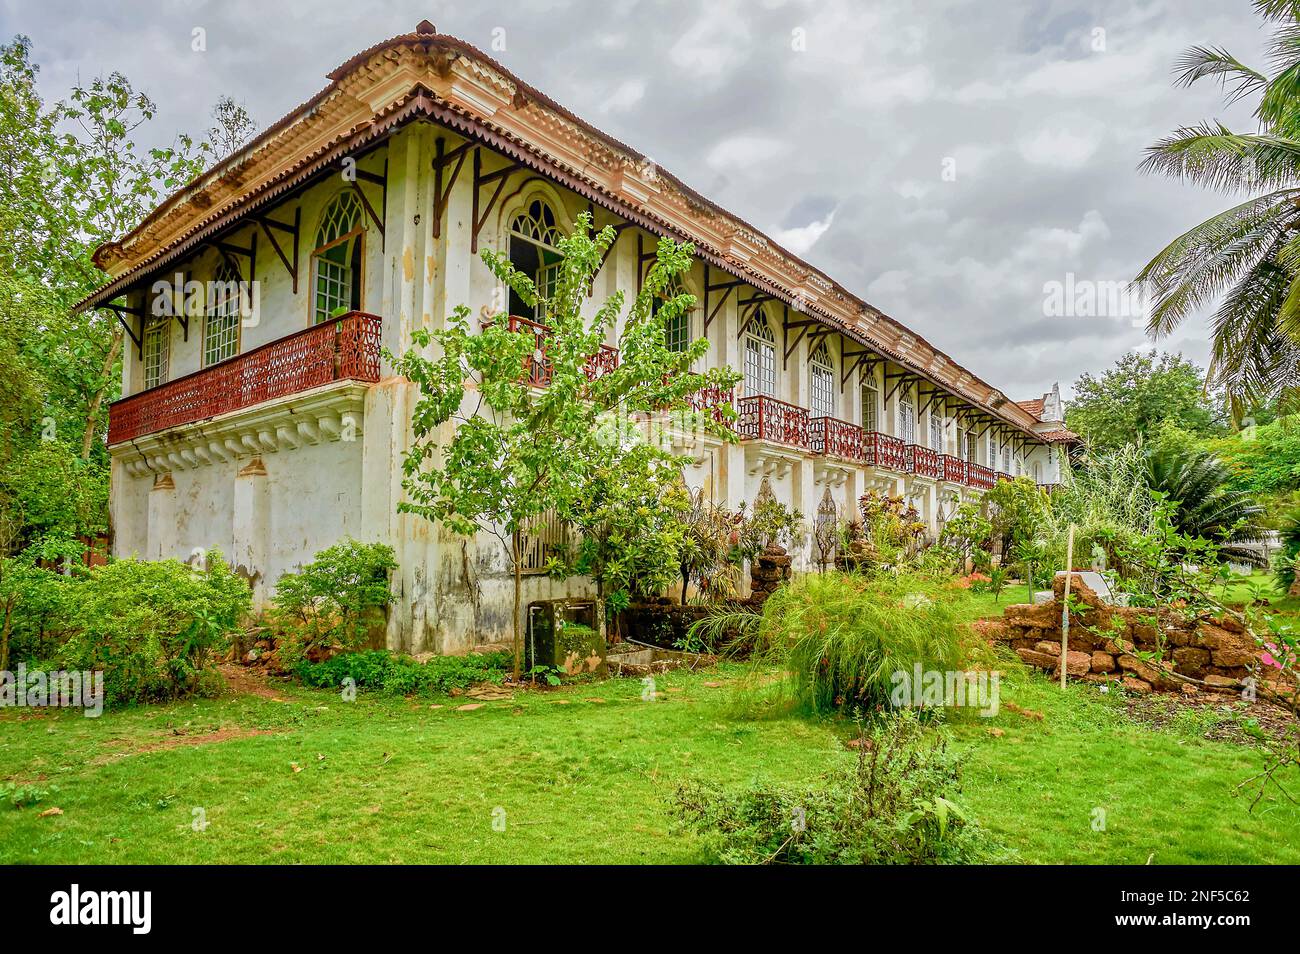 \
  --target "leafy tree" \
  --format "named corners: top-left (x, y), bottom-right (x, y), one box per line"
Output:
top-left (392, 213), bottom-right (738, 679)
top-left (0, 34), bottom-right (253, 554)
top-left (552, 442), bottom-right (688, 628)
top-left (1065, 351), bottom-right (1221, 451)
top-left (1134, 1), bottom-right (1300, 415)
